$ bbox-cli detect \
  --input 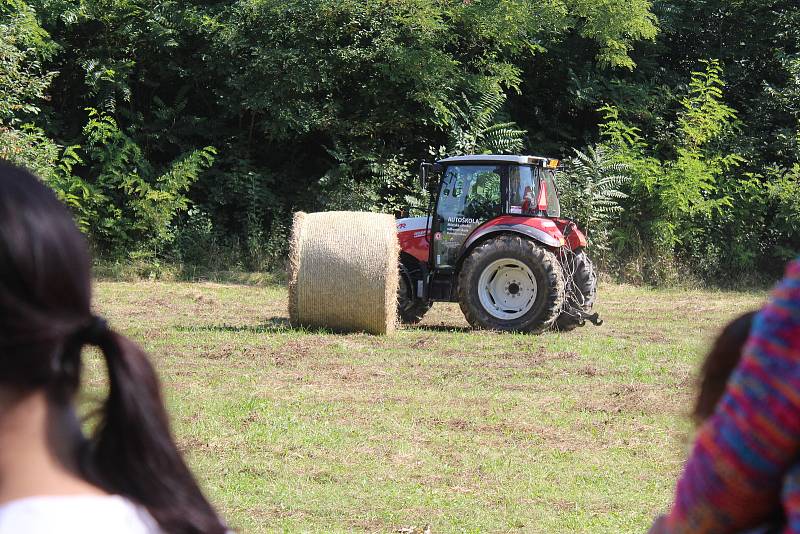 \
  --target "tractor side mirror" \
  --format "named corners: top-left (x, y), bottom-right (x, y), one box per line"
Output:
top-left (419, 163), bottom-right (430, 190)
top-left (419, 162), bottom-right (442, 191)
